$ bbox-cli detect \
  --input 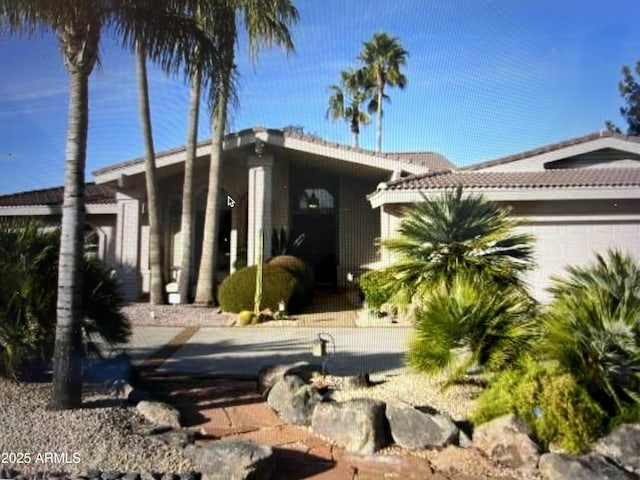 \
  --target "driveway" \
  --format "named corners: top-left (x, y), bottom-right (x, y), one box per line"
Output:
top-left (125, 325), bottom-right (413, 380)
